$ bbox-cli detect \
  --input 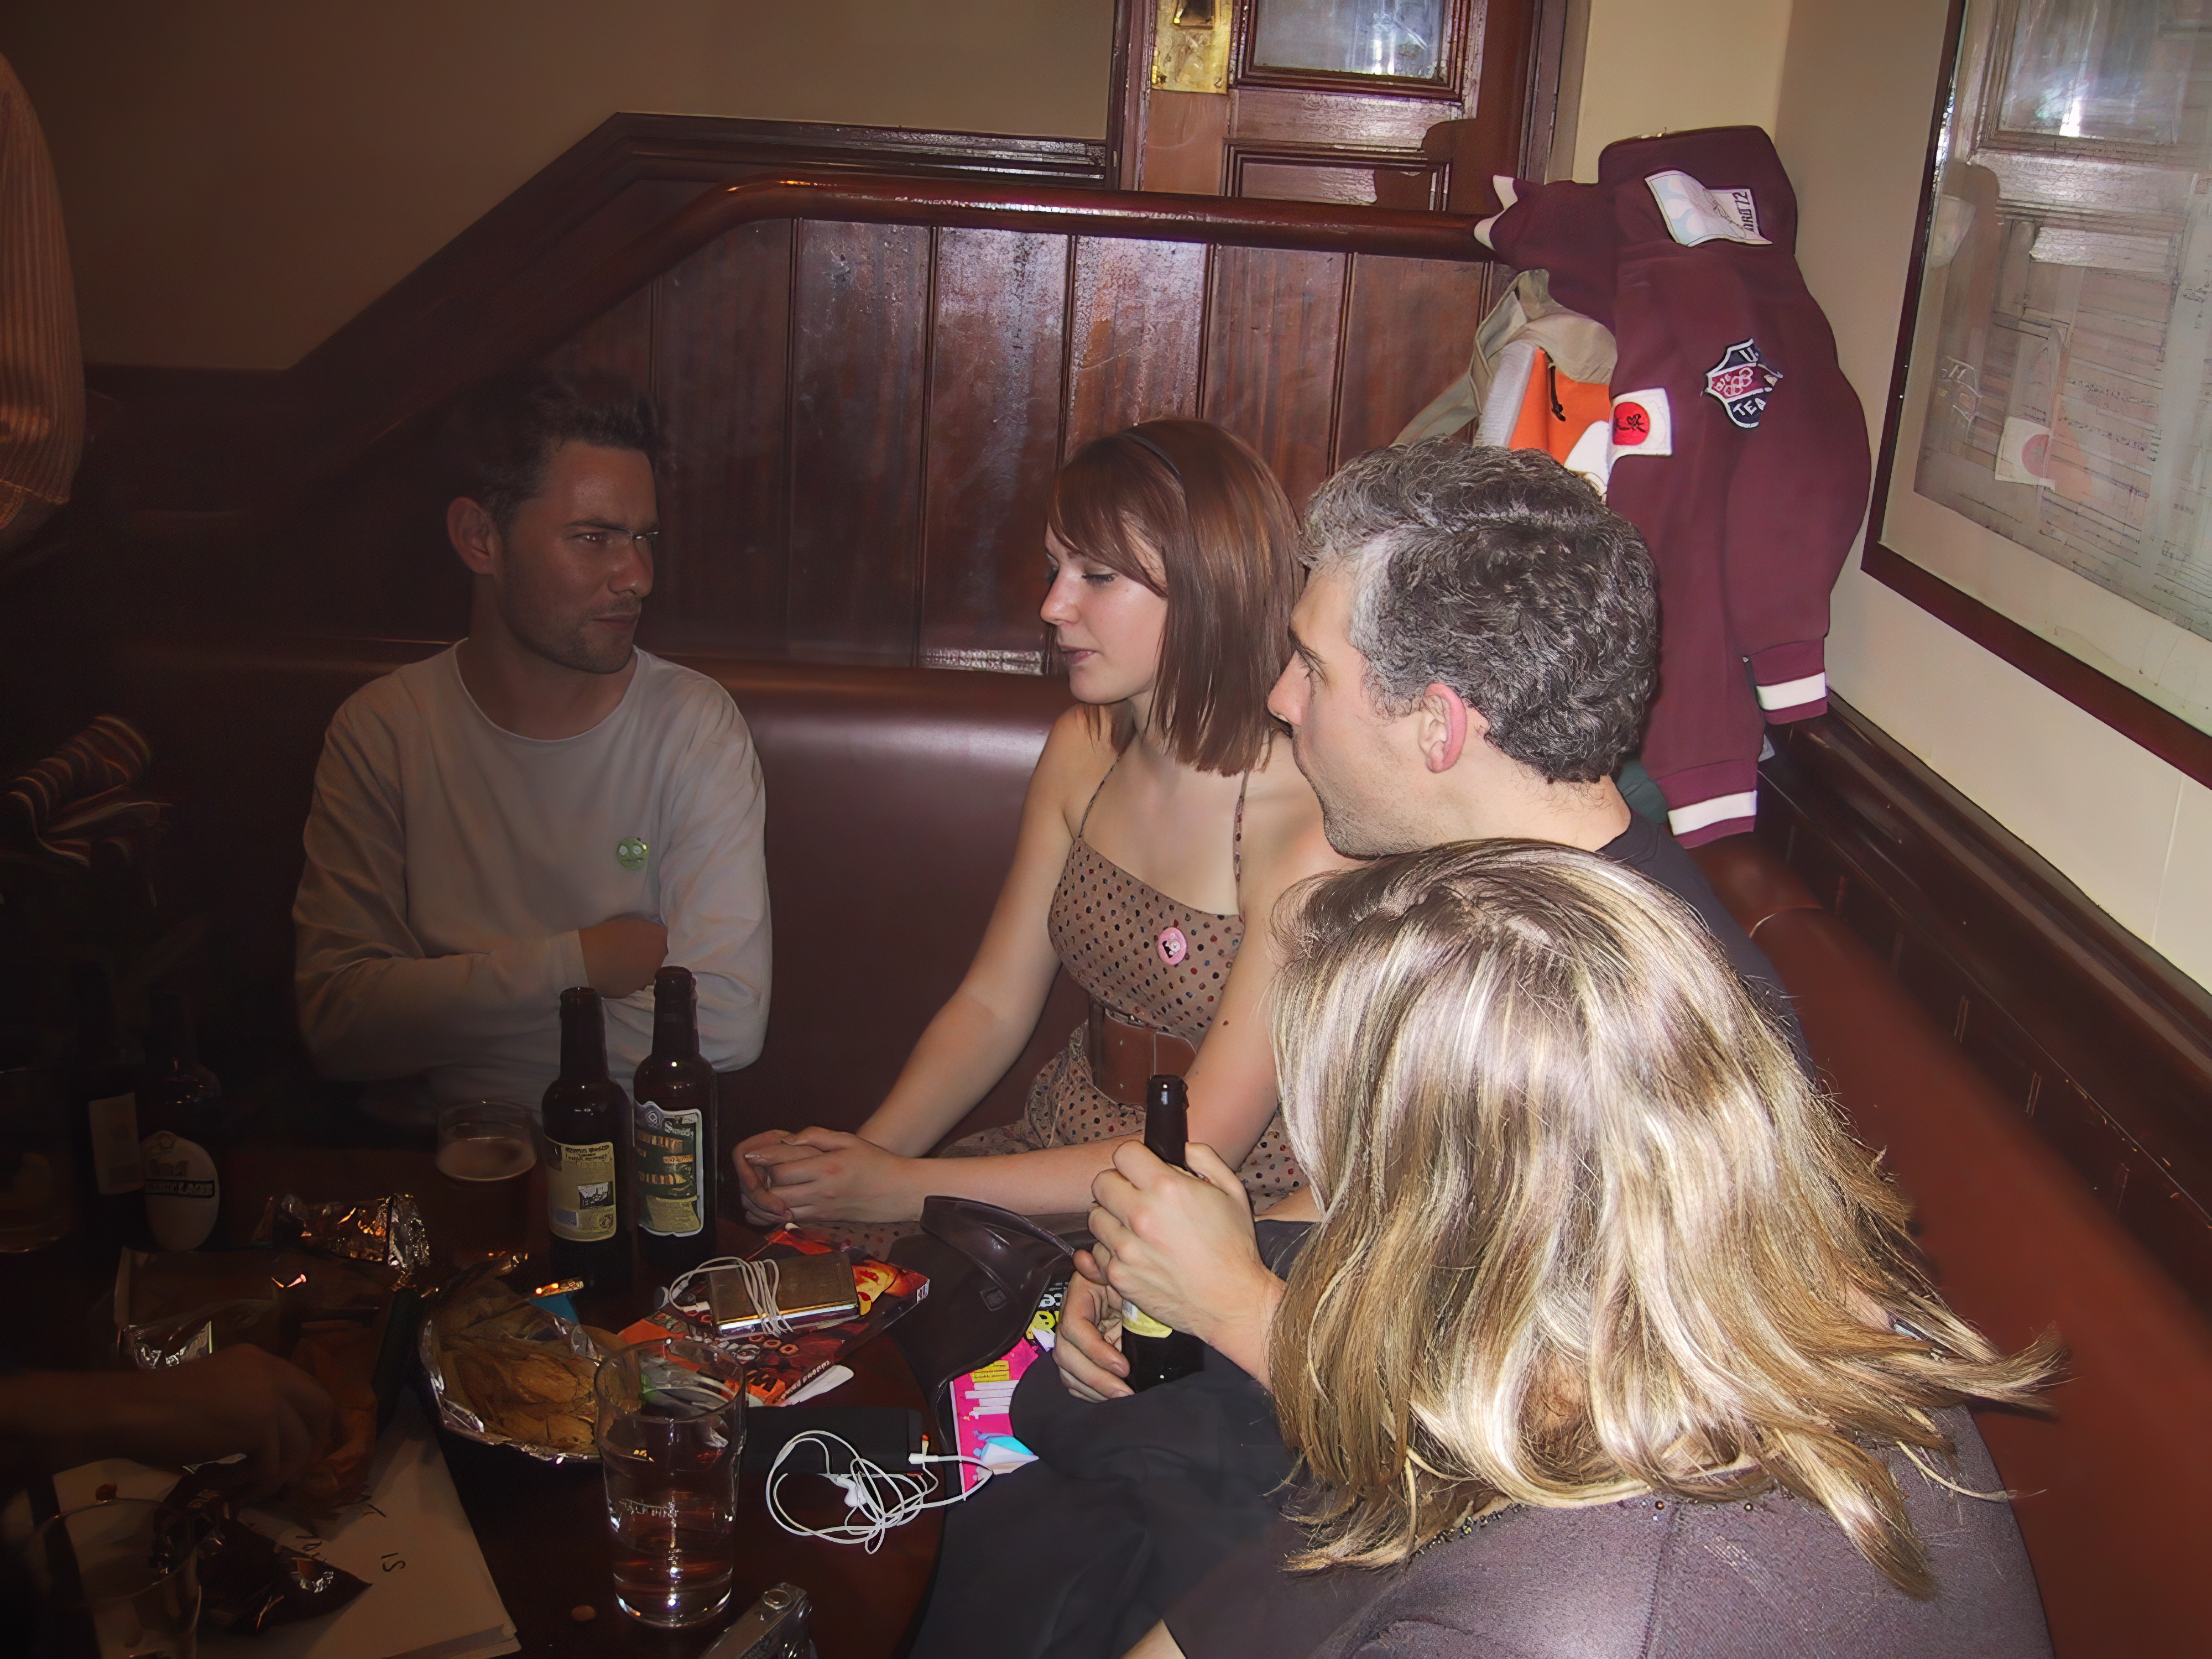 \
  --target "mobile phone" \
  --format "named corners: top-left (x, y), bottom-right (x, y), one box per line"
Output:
top-left (741, 1404), bottom-right (926, 1474)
